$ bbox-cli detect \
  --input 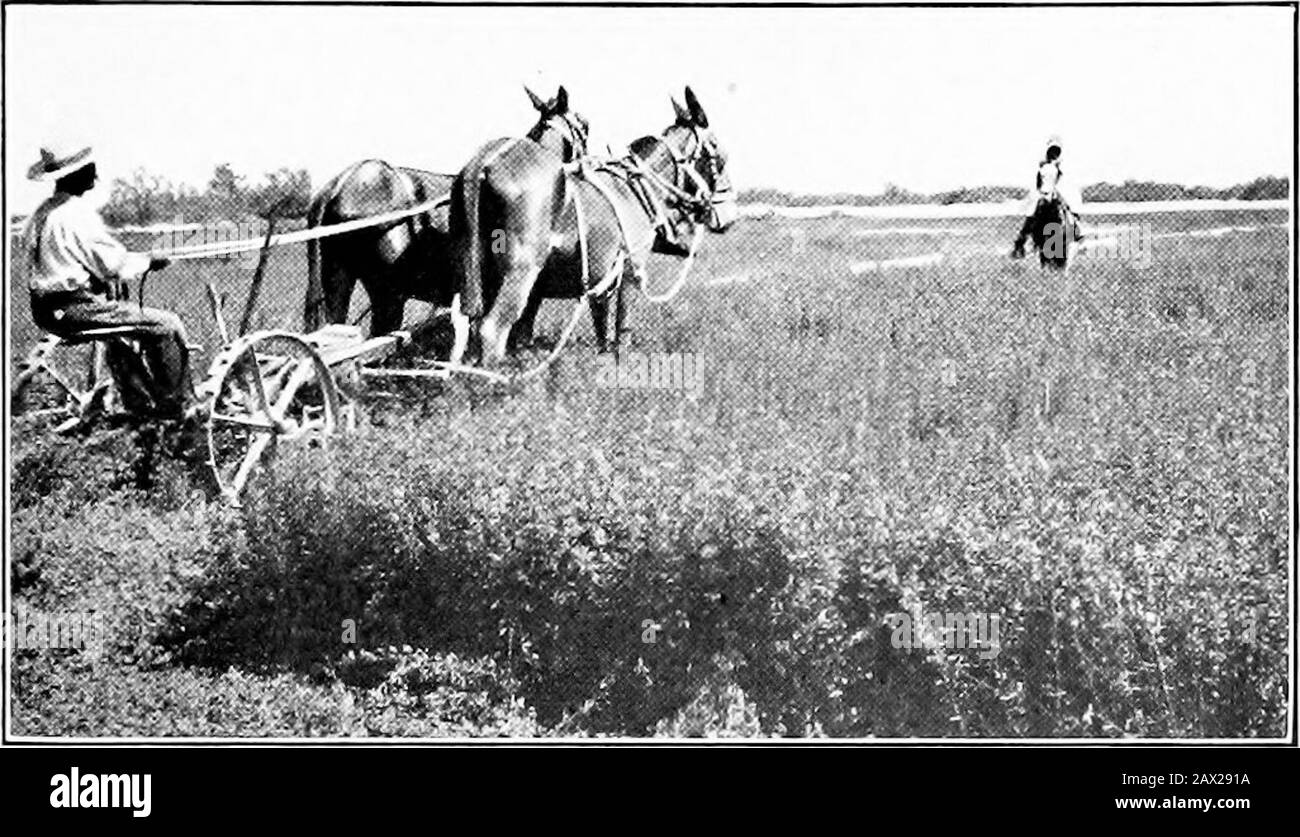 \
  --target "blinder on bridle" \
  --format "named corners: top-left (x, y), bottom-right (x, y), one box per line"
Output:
top-left (656, 123), bottom-right (735, 230)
